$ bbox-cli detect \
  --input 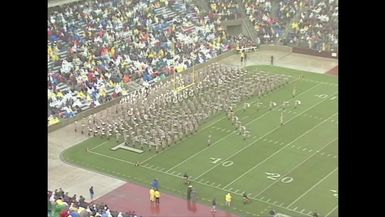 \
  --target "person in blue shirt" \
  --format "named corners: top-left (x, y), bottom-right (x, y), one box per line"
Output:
top-left (151, 179), bottom-right (159, 189)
